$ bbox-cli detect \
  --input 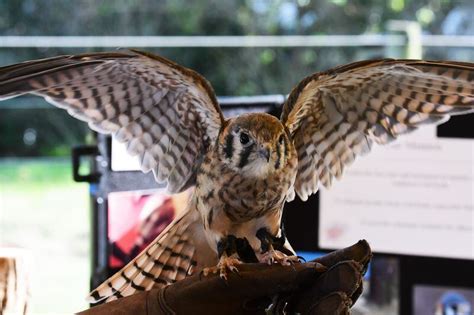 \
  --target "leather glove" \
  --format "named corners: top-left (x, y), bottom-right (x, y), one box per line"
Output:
top-left (77, 240), bottom-right (371, 315)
